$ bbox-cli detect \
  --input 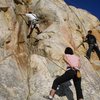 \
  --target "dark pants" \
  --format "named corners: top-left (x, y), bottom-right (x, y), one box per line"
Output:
top-left (28, 20), bottom-right (41, 36)
top-left (52, 68), bottom-right (83, 100)
top-left (86, 44), bottom-right (100, 60)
